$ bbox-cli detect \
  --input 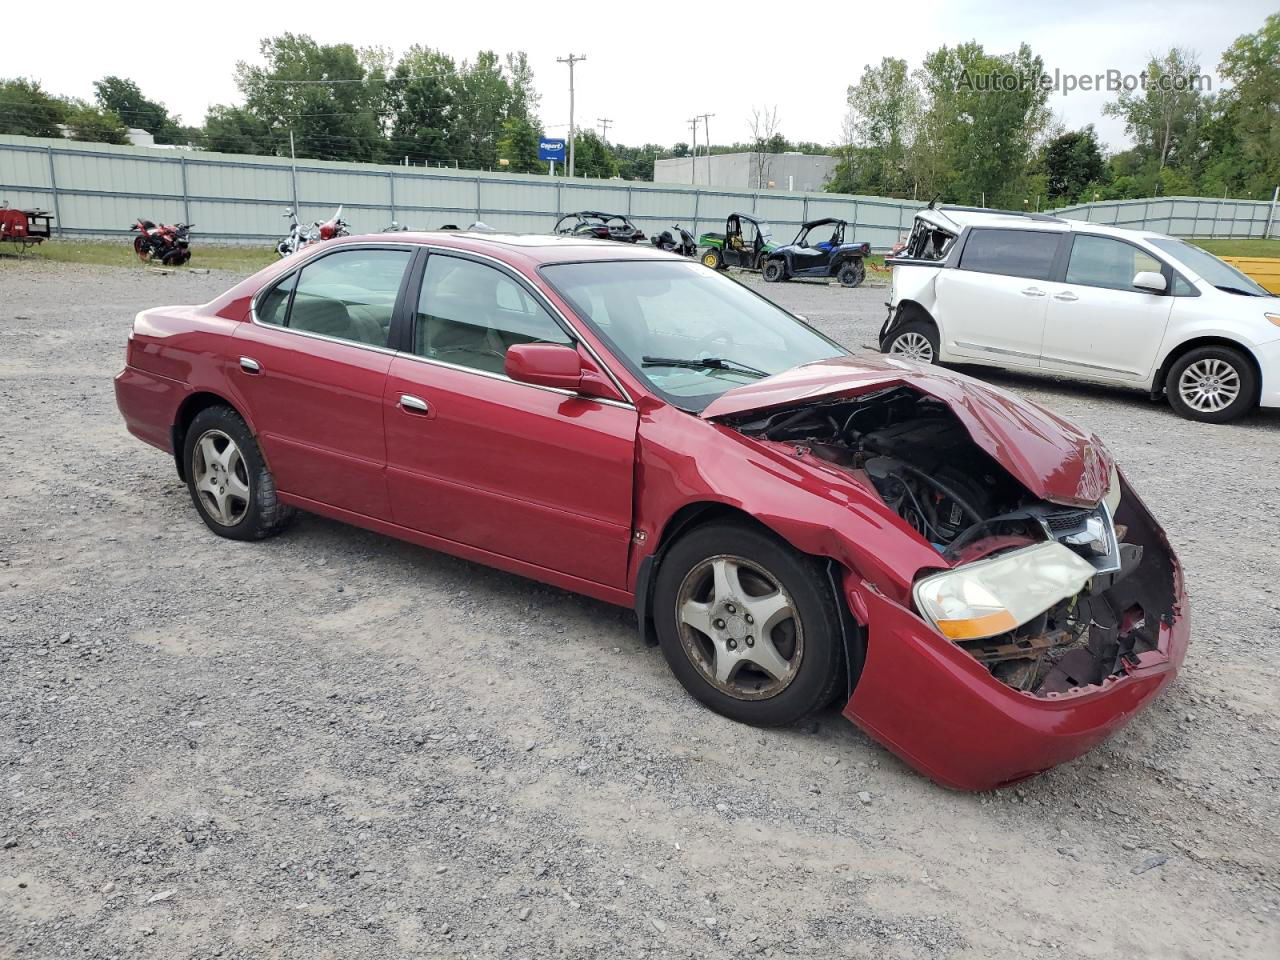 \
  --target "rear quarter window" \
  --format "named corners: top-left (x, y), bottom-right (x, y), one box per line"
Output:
top-left (959, 229), bottom-right (1061, 281)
